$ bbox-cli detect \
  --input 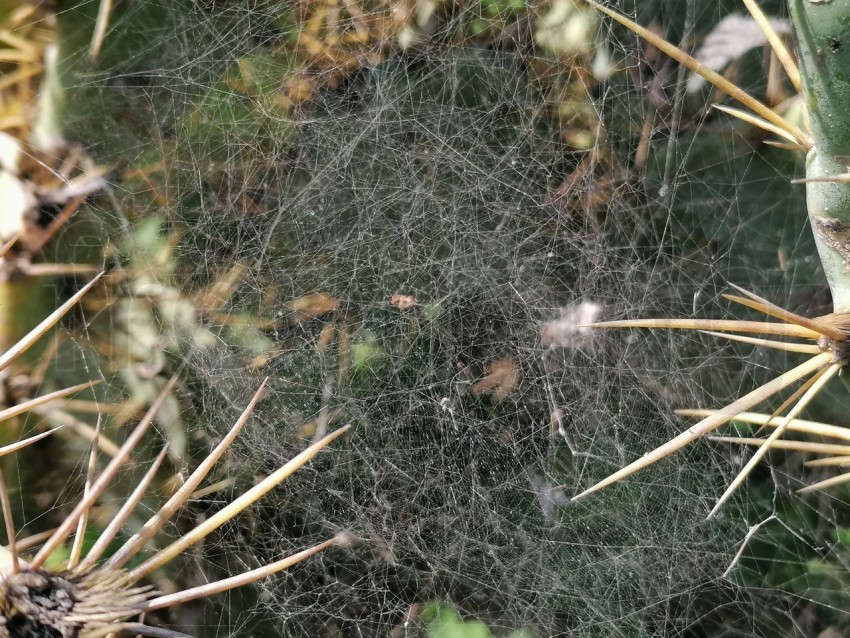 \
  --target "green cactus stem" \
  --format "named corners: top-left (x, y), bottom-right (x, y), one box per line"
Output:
top-left (789, 0), bottom-right (850, 311)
